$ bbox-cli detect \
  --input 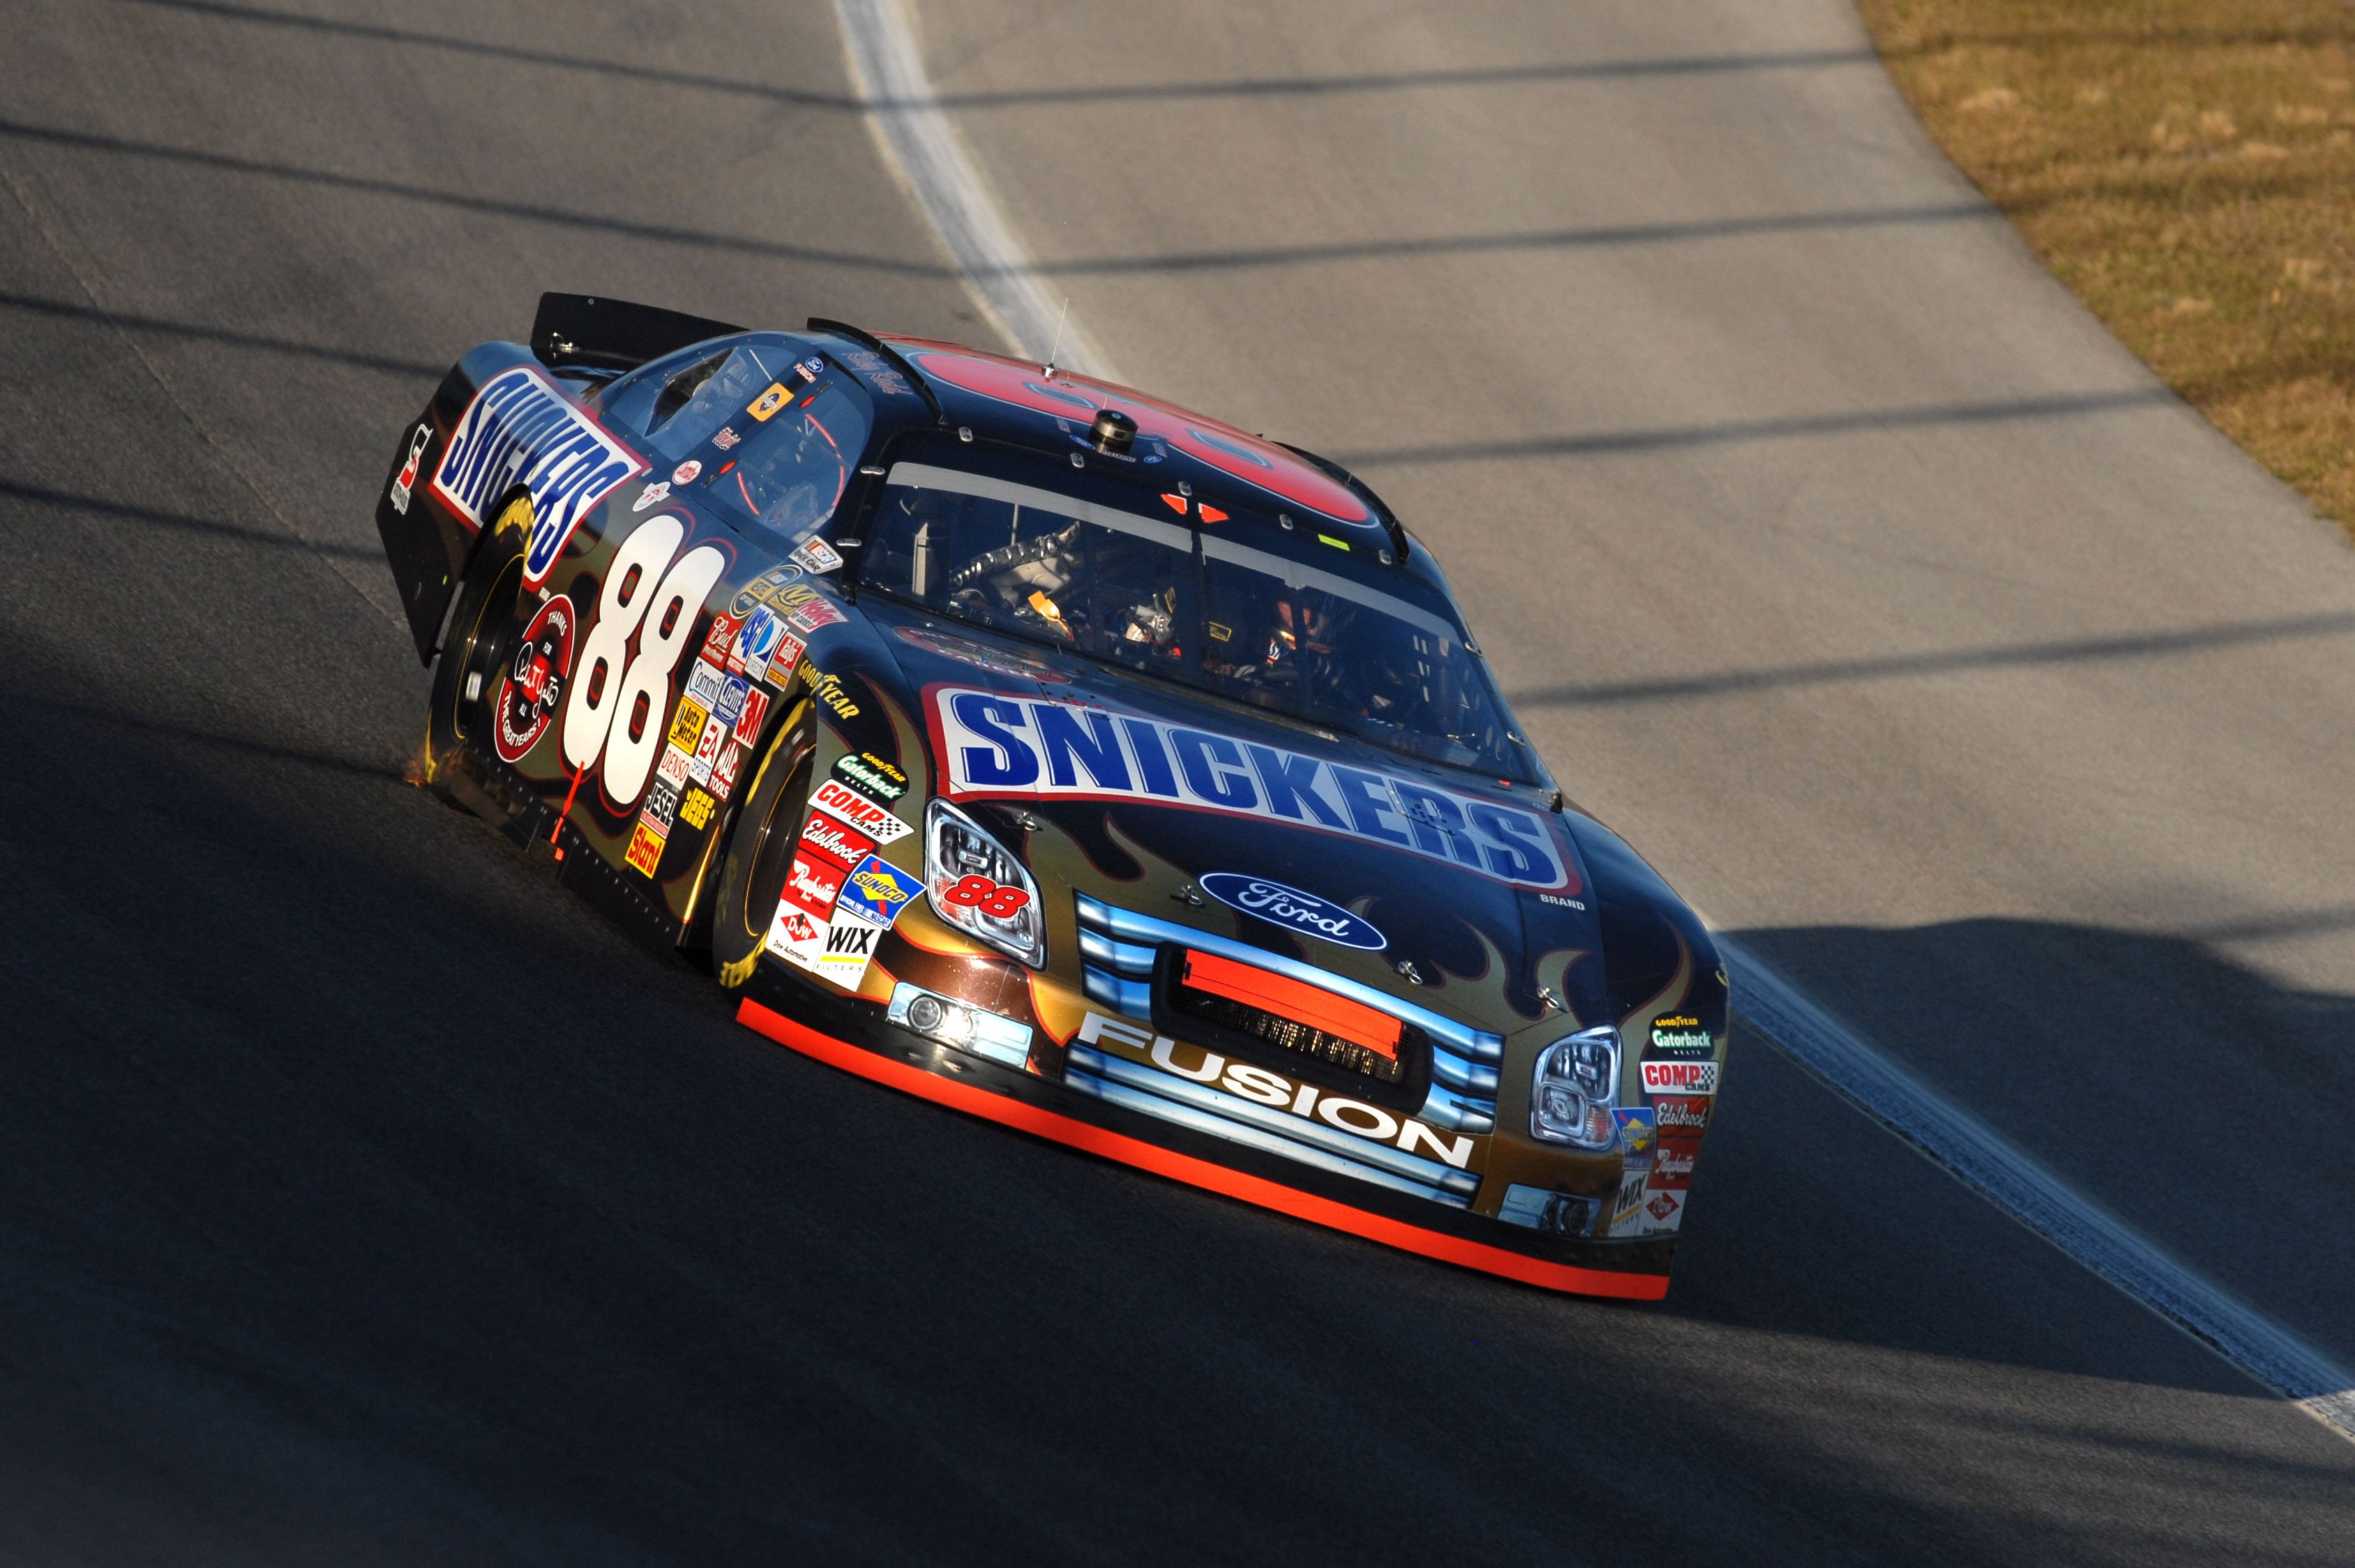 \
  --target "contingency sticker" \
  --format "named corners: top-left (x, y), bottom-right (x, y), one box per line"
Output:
top-left (811, 778), bottom-right (911, 845)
